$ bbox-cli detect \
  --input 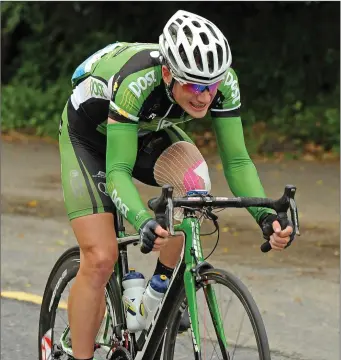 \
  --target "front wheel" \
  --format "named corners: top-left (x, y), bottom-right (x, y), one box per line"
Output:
top-left (38, 246), bottom-right (124, 360)
top-left (163, 268), bottom-right (271, 360)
